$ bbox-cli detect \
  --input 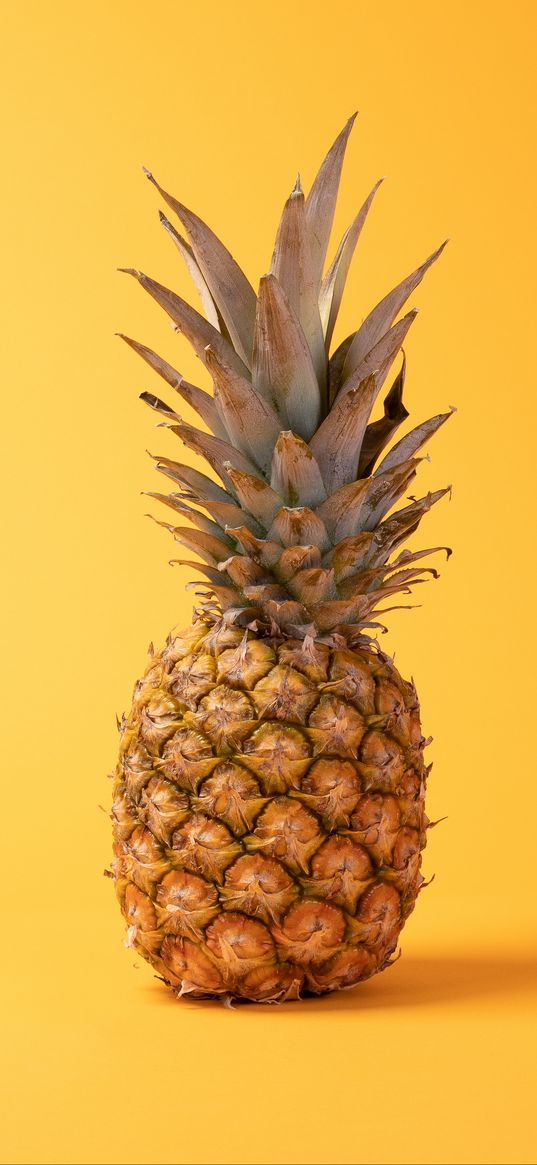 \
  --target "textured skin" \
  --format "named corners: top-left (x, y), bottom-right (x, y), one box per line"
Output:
top-left (111, 618), bottom-right (430, 1002)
